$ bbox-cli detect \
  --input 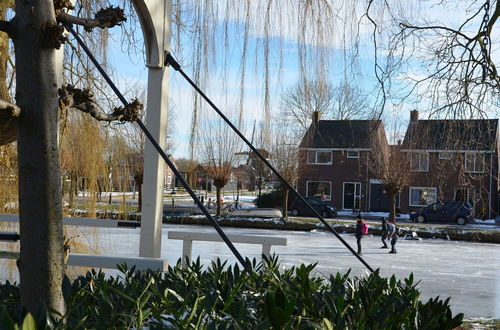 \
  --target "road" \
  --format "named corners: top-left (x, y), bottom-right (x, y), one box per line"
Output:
top-left (73, 223), bottom-right (500, 319)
